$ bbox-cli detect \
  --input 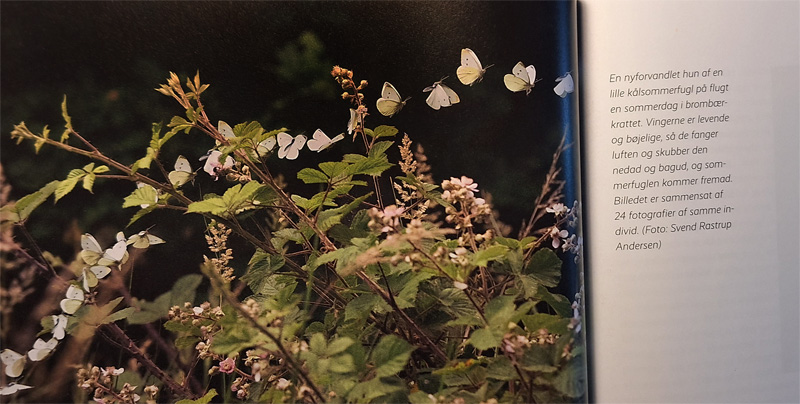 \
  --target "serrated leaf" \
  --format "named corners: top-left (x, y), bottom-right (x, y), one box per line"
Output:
top-left (326, 337), bottom-right (355, 356)
top-left (345, 152), bottom-right (393, 177)
top-left (347, 376), bottom-right (405, 402)
top-left (54, 176), bottom-right (82, 202)
top-left (297, 167), bottom-right (329, 184)
top-left (122, 185), bottom-right (159, 209)
top-left (372, 335), bottom-right (414, 378)
top-left (81, 173), bottom-right (96, 192)
top-left (1, 180), bottom-right (58, 223)
top-left (241, 251), bottom-right (285, 294)
top-left (468, 327), bottom-right (504, 350)
top-left (345, 293), bottom-right (390, 320)
top-left (525, 248), bottom-right (562, 288)
top-left (186, 197), bottom-right (228, 215)
top-left (61, 95), bottom-right (73, 142)
top-left (318, 161), bottom-right (350, 178)
top-left (534, 285), bottom-right (572, 317)
top-left (471, 244), bottom-right (509, 267)
top-left (371, 125), bottom-right (398, 139)
top-left (101, 307), bottom-right (136, 324)
top-left (486, 356), bottom-right (518, 381)
top-left (316, 193), bottom-right (370, 232)
top-left (176, 389), bottom-right (217, 404)
top-left (127, 205), bottom-right (157, 227)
